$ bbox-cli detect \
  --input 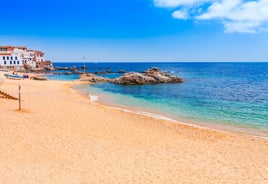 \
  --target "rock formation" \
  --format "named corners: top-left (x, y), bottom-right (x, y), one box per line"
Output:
top-left (112, 67), bottom-right (184, 85)
top-left (79, 68), bottom-right (184, 85)
top-left (118, 70), bottom-right (126, 74)
top-left (79, 73), bottom-right (111, 83)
